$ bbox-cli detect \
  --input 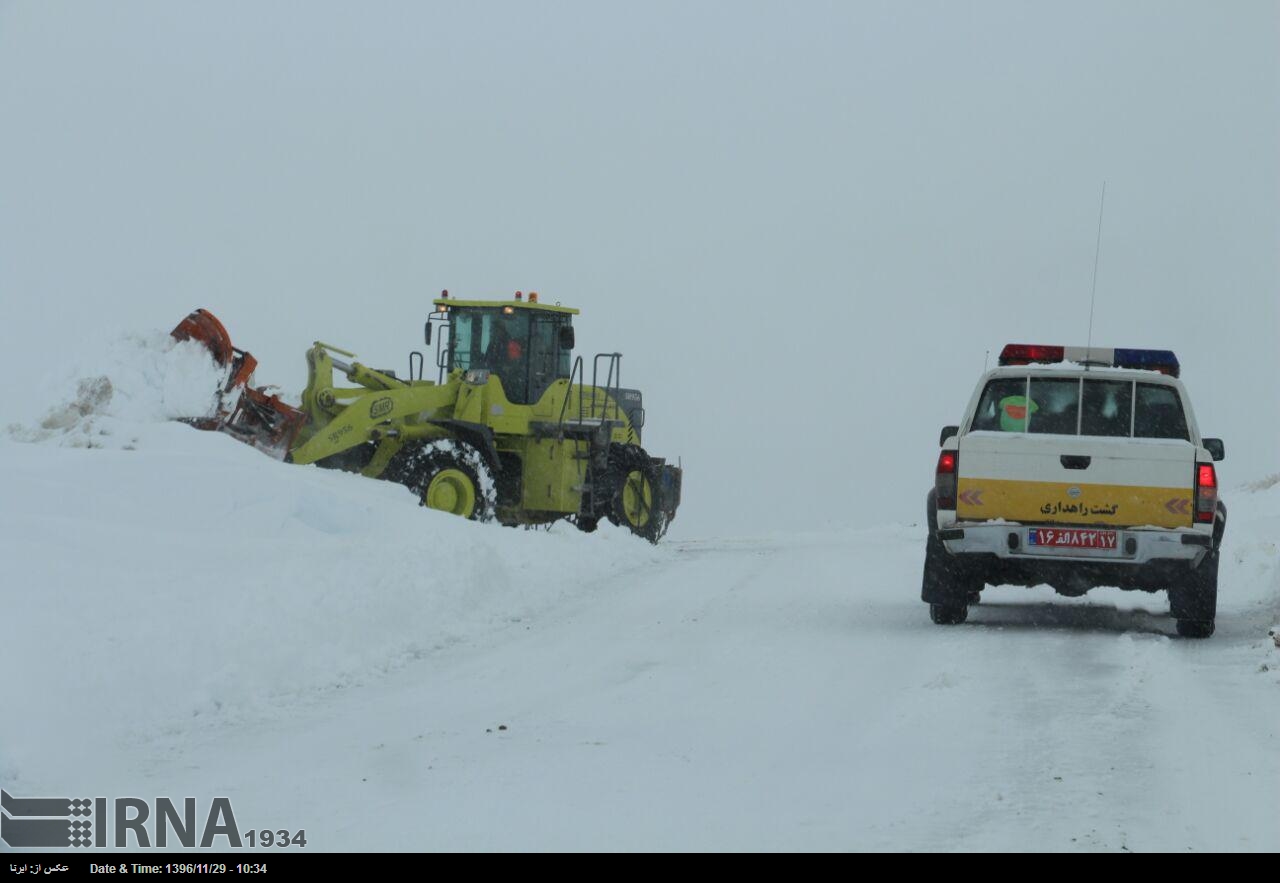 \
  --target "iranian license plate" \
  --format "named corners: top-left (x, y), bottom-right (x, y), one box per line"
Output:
top-left (1028, 528), bottom-right (1118, 550)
